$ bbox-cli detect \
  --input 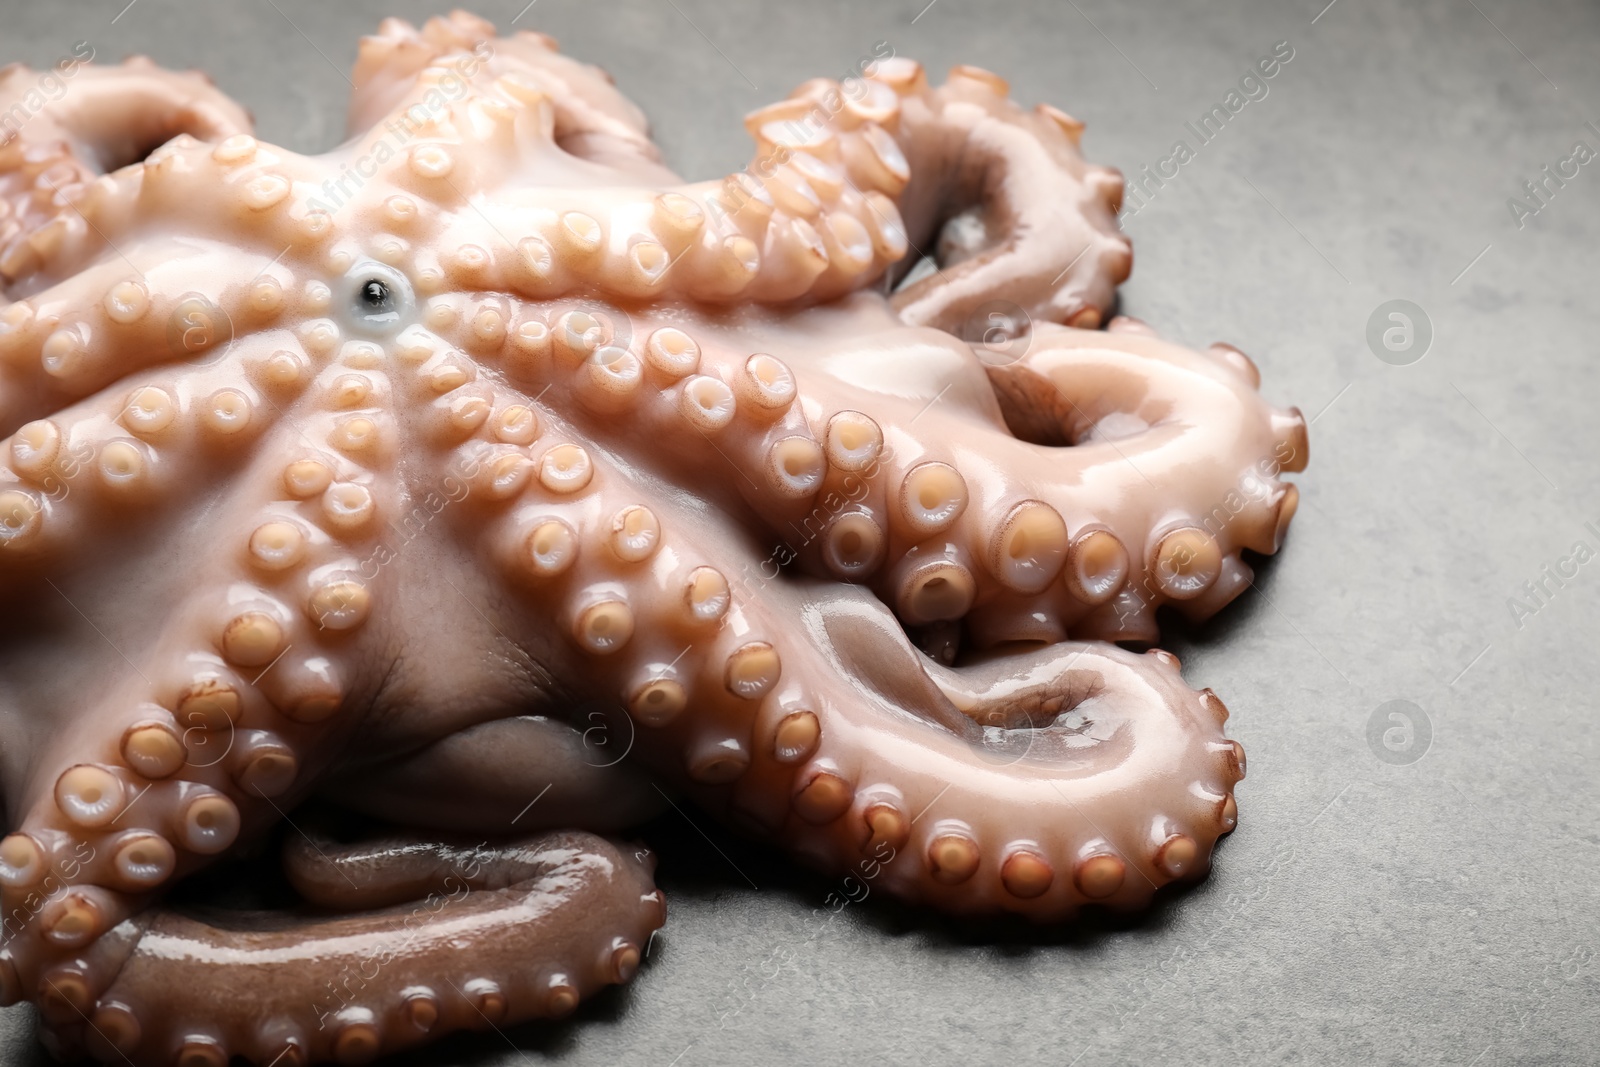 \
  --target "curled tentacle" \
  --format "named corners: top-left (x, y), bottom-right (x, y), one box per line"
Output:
top-left (464, 403), bottom-right (1239, 919)
top-left (412, 292), bottom-right (1303, 649)
top-left (781, 315), bottom-right (1304, 644)
top-left (347, 13), bottom-right (676, 184)
top-left (600, 551), bottom-right (1240, 919)
top-left (346, 10), bottom-right (502, 136)
top-left (976, 322), bottom-right (1305, 635)
top-left (331, 38), bottom-right (1119, 311)
top-left (875, 62), bottom-right (1130, 332)
top-left (35, 831), bottom-right (663, 1065)
top-left (0, 56), bottom-right (249, 172)
top-left (0, 56), bottom-right (252, 293)
top-left (770, 582), bottom-right (1242, 916)
top-left (737, 58), bottom-right (1127, 327)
